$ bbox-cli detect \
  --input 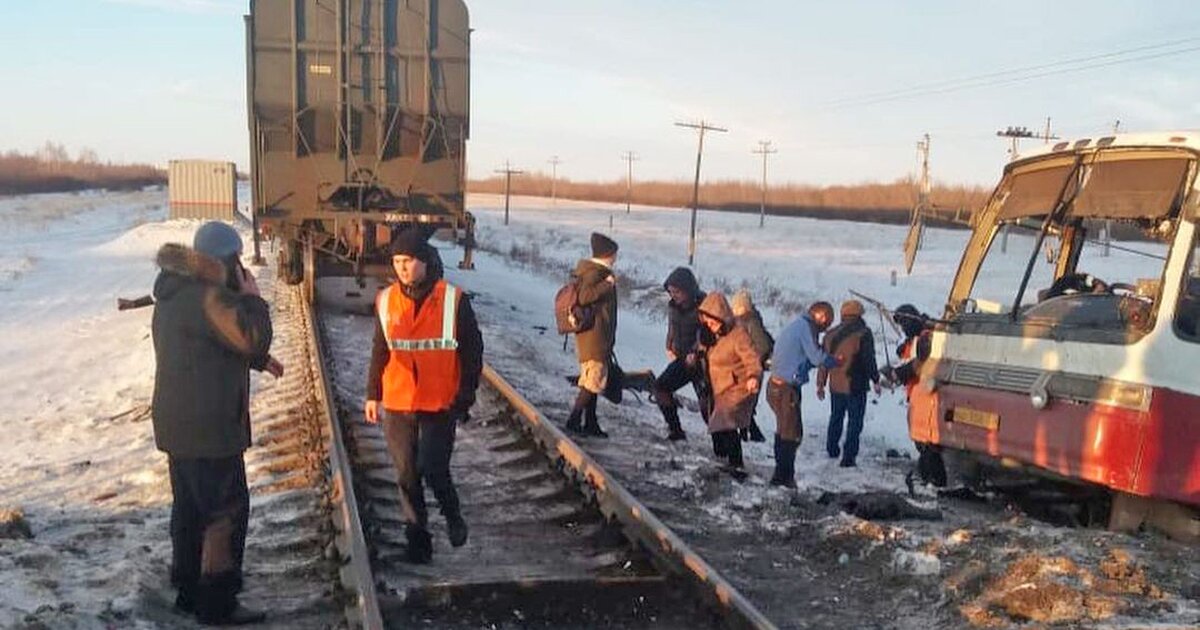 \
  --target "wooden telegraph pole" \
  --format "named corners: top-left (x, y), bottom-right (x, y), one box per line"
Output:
top-left (621, 150), bottom-right (638, 214)
top-left (752, 140), bottom-right (777, 228)
top-left (675, 120), bottom-right (727, 266)
top-left (547, 155), bottom-right (562, 205)
top-left (495, 161), bottom-right (524, 225)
